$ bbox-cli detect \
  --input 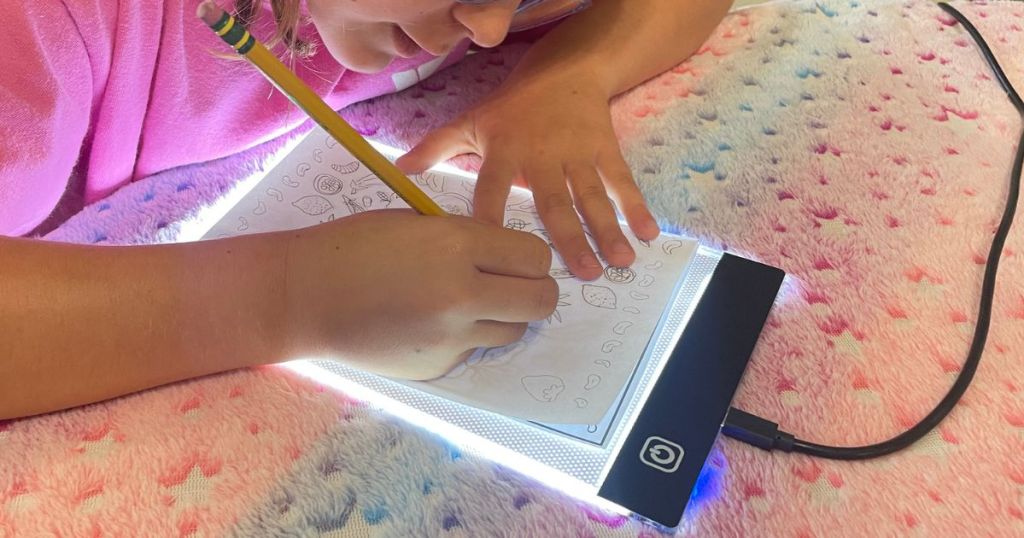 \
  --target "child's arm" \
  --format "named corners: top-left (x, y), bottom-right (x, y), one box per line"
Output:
top-left (0, 212), bottom-right (556, 419)
top-left (0, 233), bottom-right (287, 419)
top-left (399, 0), bottom-right (730, 280)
